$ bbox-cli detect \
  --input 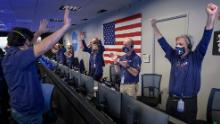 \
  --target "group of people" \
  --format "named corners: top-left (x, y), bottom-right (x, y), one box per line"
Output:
top-left (51, 42), bottom-right (75, 69)
top-left (0, 3), bottom-right (218, 124)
